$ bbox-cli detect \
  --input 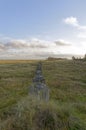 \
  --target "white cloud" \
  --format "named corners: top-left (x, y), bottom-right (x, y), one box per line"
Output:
top-left (55, 39), bottom-right (71, 46)
top-left (63, 16), bottom-right (79, 27)
top-left (64, 16), bottom-right (86, 30)
top-left (6, 40), bottom-right (29, 49)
